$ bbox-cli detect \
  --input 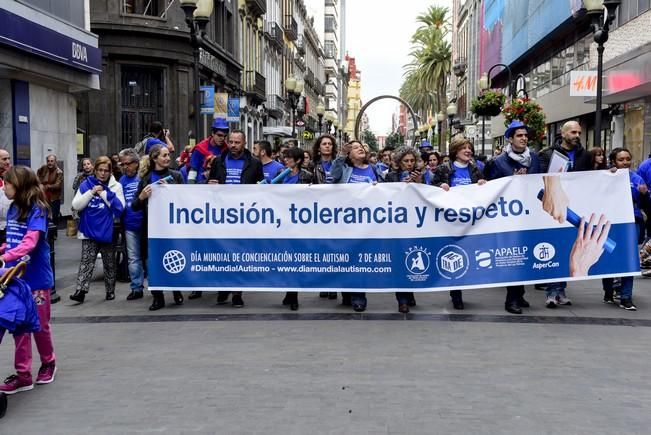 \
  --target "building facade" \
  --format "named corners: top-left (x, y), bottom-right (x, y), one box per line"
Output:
top-left (0, 0), bottom-right (100, 215)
